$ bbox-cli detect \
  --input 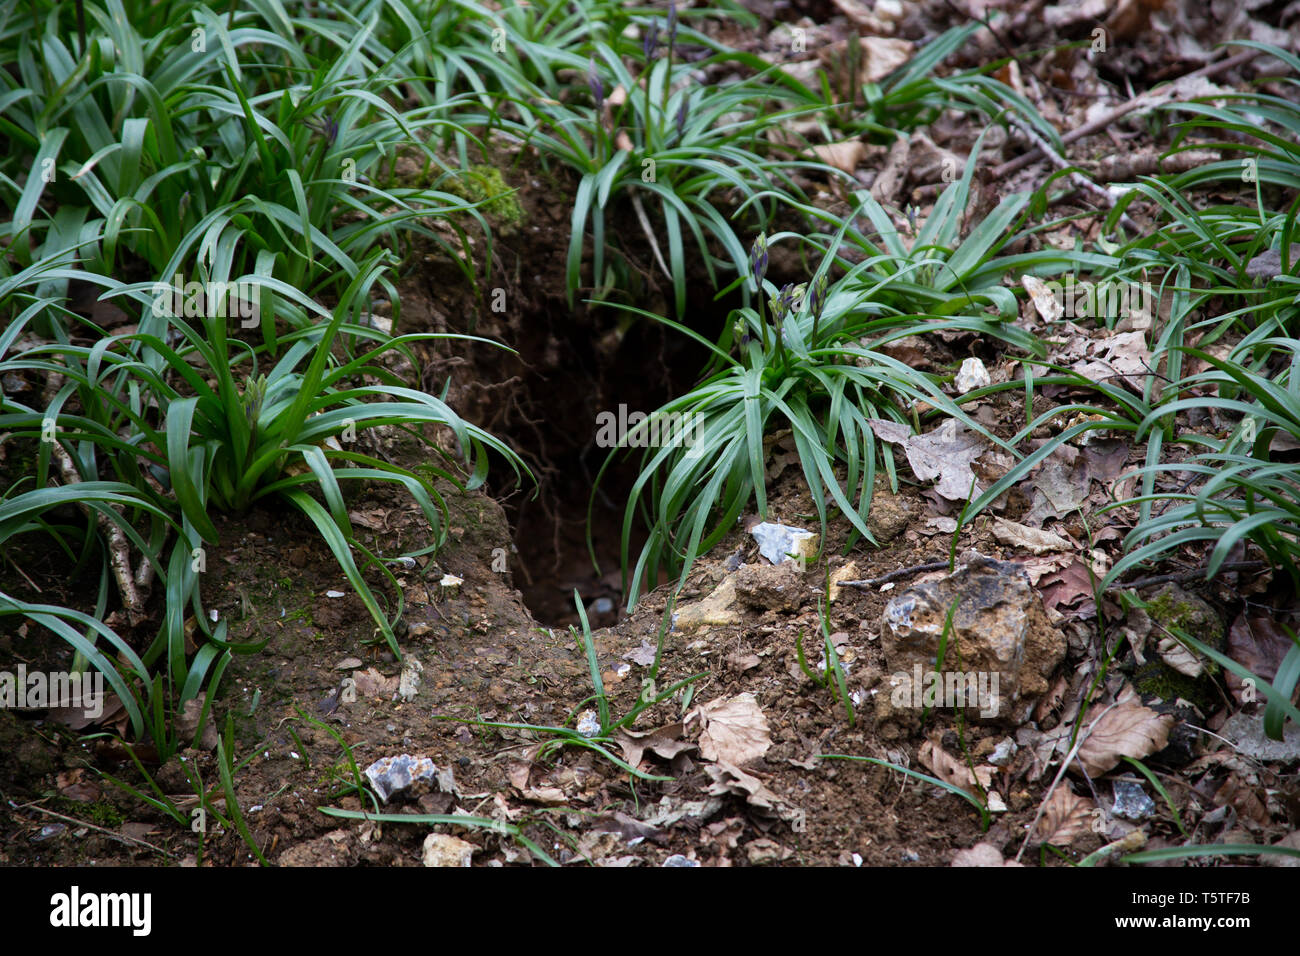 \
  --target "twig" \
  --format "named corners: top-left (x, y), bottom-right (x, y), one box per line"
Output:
top-left (631, 192), bottom-right (671, 281)
top-left (22, 802), bottom-right (173, 857)
top-left (47, 436), bottom-right (149, 625)
top-left (1107, 561), bottom-right (1268, 592)
top-left (1015, 699), bottom-right (1119, 863)
top-left (1004, 115), bottom-right (1139, 232)
top-left (992, 47), bottom-right (1265, 181)
top-left (839, 561), bottom-right (951, 589)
